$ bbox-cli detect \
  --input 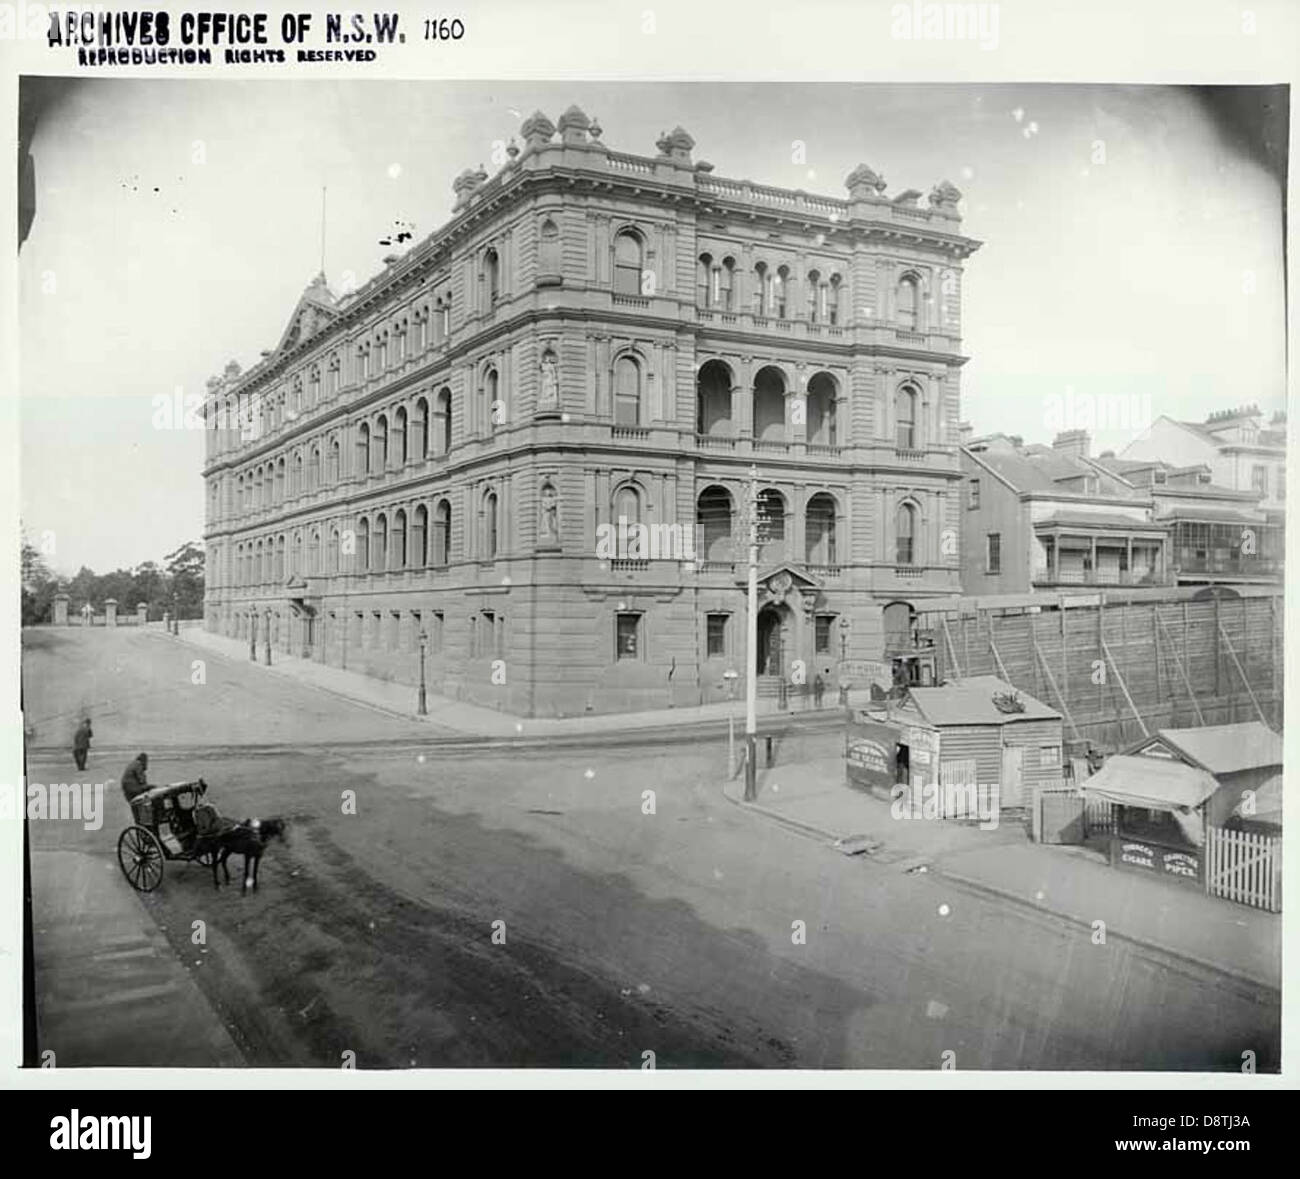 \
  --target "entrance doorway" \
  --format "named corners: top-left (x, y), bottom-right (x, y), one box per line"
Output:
top-left (756, 604), bottom-right (786, 676)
